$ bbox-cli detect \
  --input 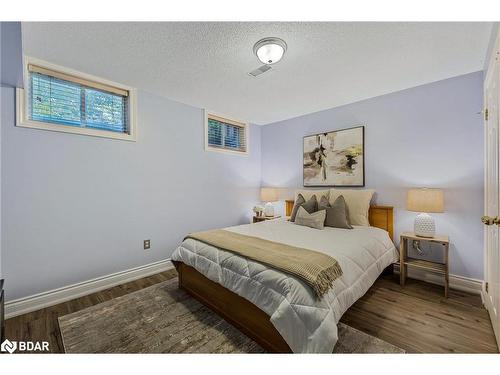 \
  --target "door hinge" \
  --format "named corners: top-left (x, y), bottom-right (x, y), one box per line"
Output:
top-left (485, 108), bottom-right (489, 121)
top-left (486, 282), bottom-right (489, 293)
